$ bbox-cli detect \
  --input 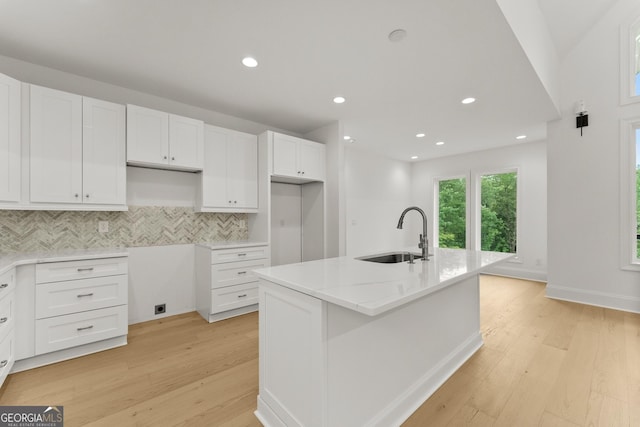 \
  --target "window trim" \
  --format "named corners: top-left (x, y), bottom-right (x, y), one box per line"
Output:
top-left (433, 174), bottom-right (470, 249)
top-left (619, 116), bottom-right (640, 271)
top-left (619, 15), bottom-right (640, 105)
top-left (474, 167), bottom-right (521, 262)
